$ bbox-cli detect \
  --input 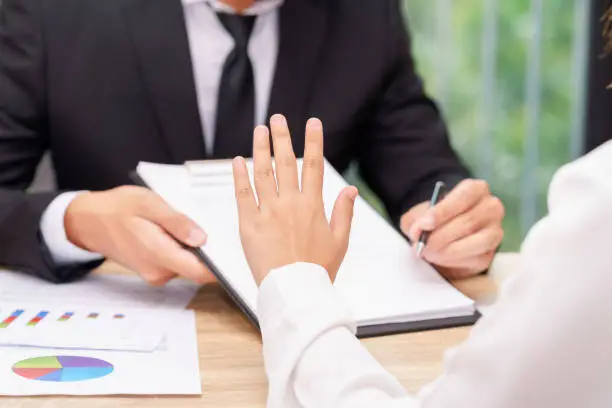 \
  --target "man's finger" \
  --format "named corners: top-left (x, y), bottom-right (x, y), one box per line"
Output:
top-left (423, 196), bottom-right (503, 254)
top-left (152, 234), bottom-right (212, 284)
top-left (232, 156), bottom-right (258, 221)
top-left (427, 179), bottom-right (490, 229)
top-left (270, 114), bottom-right (299, 194)
top-left (434, 251), bottom-right (496, 278)
top-left (330, 186), bottom-right (358, 243)
top-left (137, 191), bottom-right (207, 247)
top-left (425, 225), bottom-right (503, 264)
top-left (301, 117), bottom-right (325, 198)
top-left (136, 221), bottom-right (213, 284)
top-left (137, 267), bottom-right (176, 287)
top-left (253, 125), bottom-right (278, 205)
top-left (407, 211), bottom-right (436, 242)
